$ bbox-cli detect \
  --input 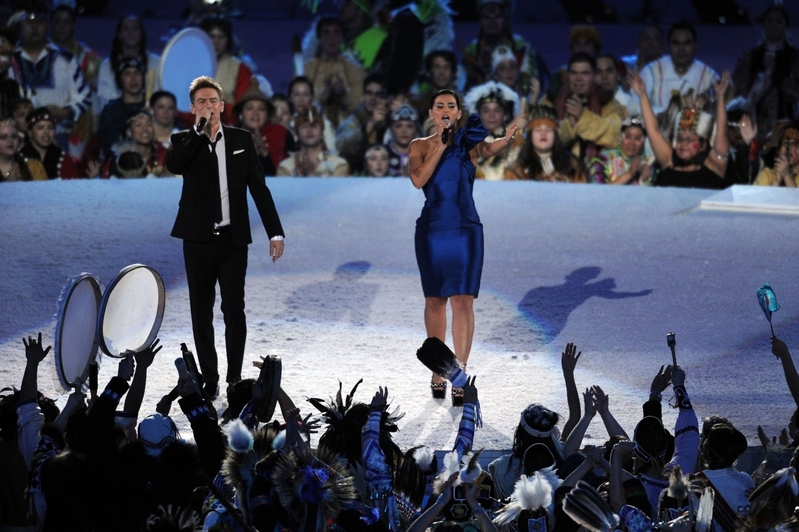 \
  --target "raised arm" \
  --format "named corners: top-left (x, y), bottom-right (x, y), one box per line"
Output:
top-left (704, 72), bottom-right (730, 178)
top-left (772, 336), bottom-right (799, 409)
top-left (560, 342), bottom-right (582, 440)
top-left (592, 385), bottom-right (629, 440)
top-left (562, 388), bottom-right (597, 459)
top-left (628, 70), bottom-right (673, 168)
top-left (474, 122), bottom-right (518, 159)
